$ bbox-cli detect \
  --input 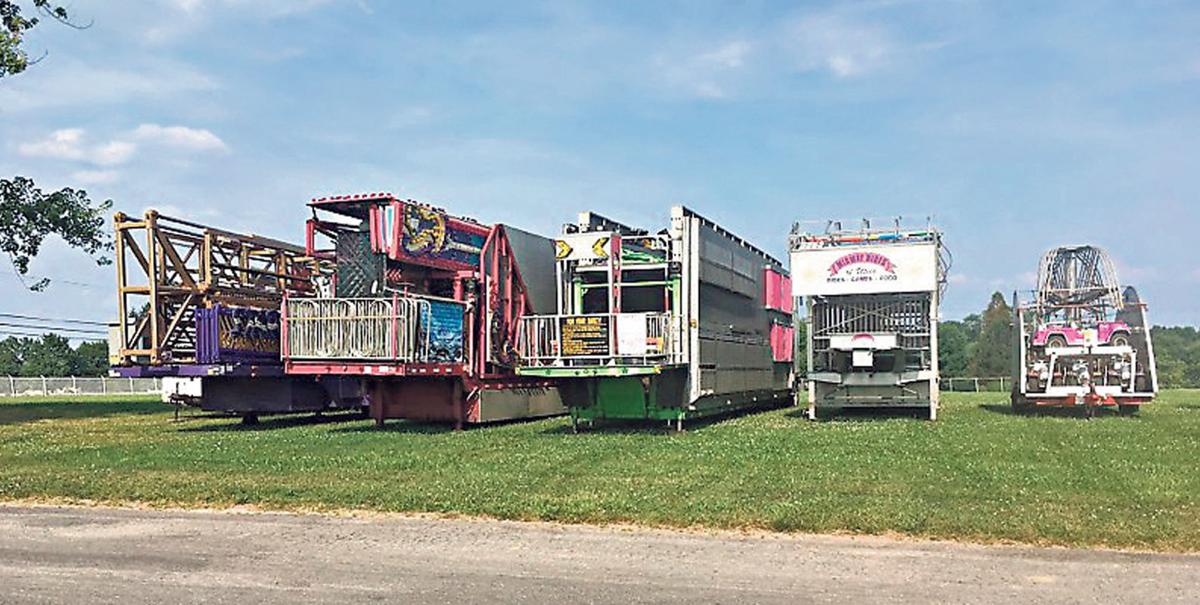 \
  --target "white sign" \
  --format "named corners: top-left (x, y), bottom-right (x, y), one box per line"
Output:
top-left (829, 333), bottom-right (899, 351)
top-left (555, 232), bottom-right (615, 262)
top-left (615, 313), bottom-right (648, 356)
top-left (791, 243), bottom-right (938, 296)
